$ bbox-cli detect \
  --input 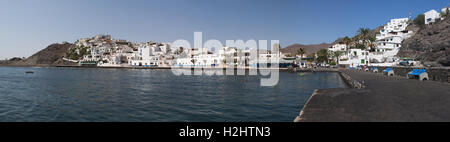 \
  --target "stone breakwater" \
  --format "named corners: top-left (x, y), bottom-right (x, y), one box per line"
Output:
top-left (295, 68), bottom-right (450, 122)
top-left (339, 71), bottom-right (365, 89)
